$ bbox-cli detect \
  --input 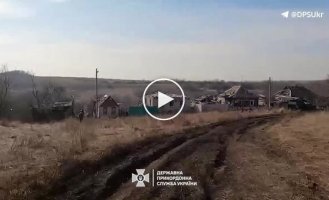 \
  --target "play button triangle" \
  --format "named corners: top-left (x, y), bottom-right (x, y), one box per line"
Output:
top-left (158, 91), bottom-right (174, 109)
